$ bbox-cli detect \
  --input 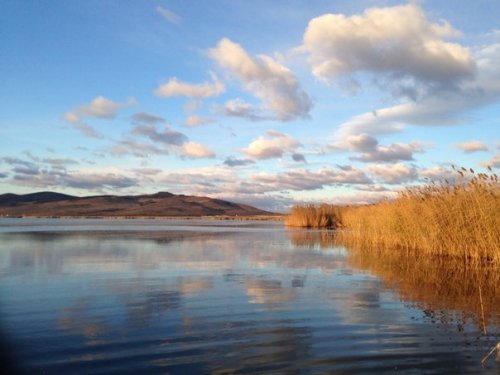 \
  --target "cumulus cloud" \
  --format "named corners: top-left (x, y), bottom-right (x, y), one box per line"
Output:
top-left (184, 115), bottom-right (214, 127)
top-left (12, 170), bottom-right (138, 190)
top-left (223, 157), bottom-right (255, 167)
top-left (155, 74), bottom-right (225, 98)
top-left (64, 96), bottom-right (135, 138)
top-left (1, 157), bottom-right (41, 176)
top-left (301, 3), bottom-right (474, 95)
top-left (210, 38), bottom-right (312, 121)
top-left (65, 96), bottom-right (135, 122)
top-left (319, 190), bottom-right (399, 205)
top-left (355, 185), bottom-right (390, 192)
top-left (155, 6), bottom-right (181, 24)
top-left (62, 173), bottom-right (138, 190)
top-left (221, 98), bottom-right (264, 121)
top-left (419, 165), bottom-right (456, 181)
top-left (73, 122), bottom-right (102, 139)
top-left (132, 124), bottom-right (188, 146)
top-left (242, 130), bottom-right (301, 160)
top-left (132, 112), bottom-right (167, 125)
top-left (181, 142), bottom-right (216, 159)
top-left (292, 153), bottom-right (307, 163)
top-left (455, 140), bottom-right (488, 153)
top-left (345, 134), bottom-right (379, 152)
top-left (480, 154), bottom-right (500, 169)
top-left (347, 134), bottom-right (424, 162)
top-left (113, 124), bottom-right (215, 160)
top-left (111, 139), bottom-right (165, 157)
top-left (251, 167), bottom-right (372, 191)
top-left (1, 155), bottom-right (139, 191)
top-left (333, 39), bottom-right (500, 140)
top-left (22, 152), bottom-right (80, 167)
top-left (368, 163), bottom-right (418, 184)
